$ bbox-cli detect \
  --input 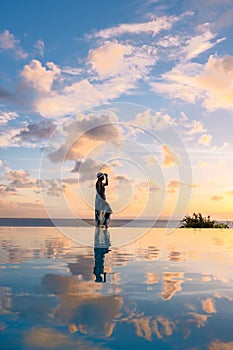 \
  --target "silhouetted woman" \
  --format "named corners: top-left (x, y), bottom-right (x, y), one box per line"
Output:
top-left (95, 172), bottom-right (112, 227)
